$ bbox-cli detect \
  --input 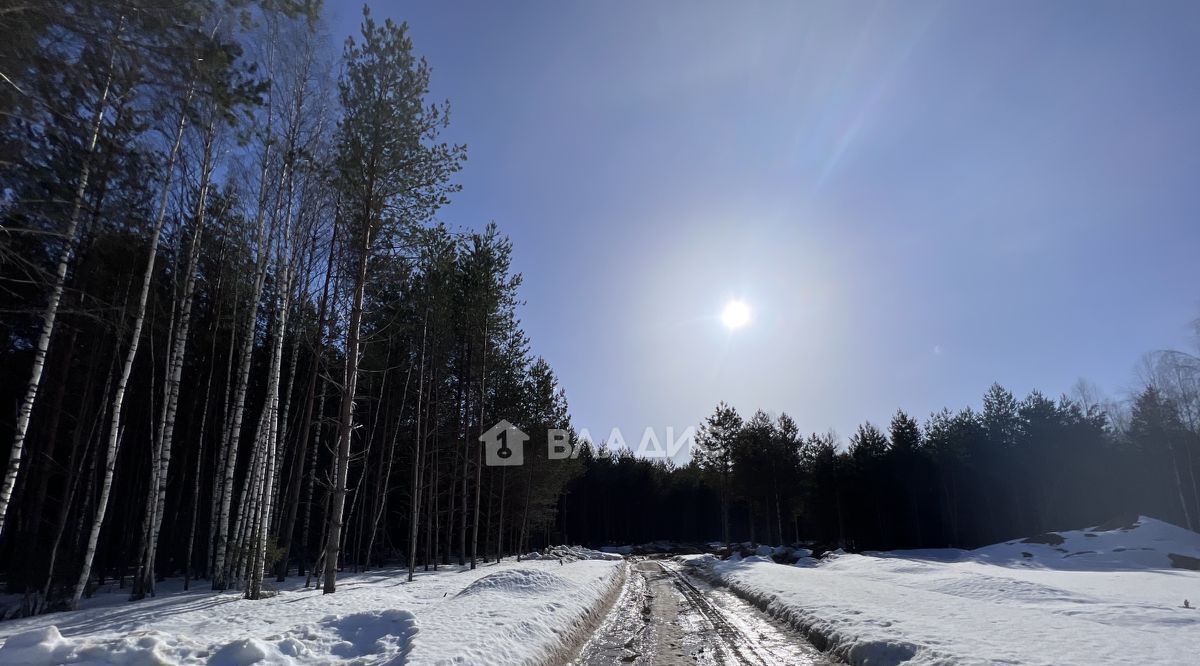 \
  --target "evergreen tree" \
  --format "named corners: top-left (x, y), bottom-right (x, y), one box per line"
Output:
top-left (1129, 387), bottom-right (1195, 530)
top-left (323, 6), bottom-right (464, 594)
top-left (889, 410), bottom-right (926, 546)
top-left (694, 402), bottom-right (742, 545)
